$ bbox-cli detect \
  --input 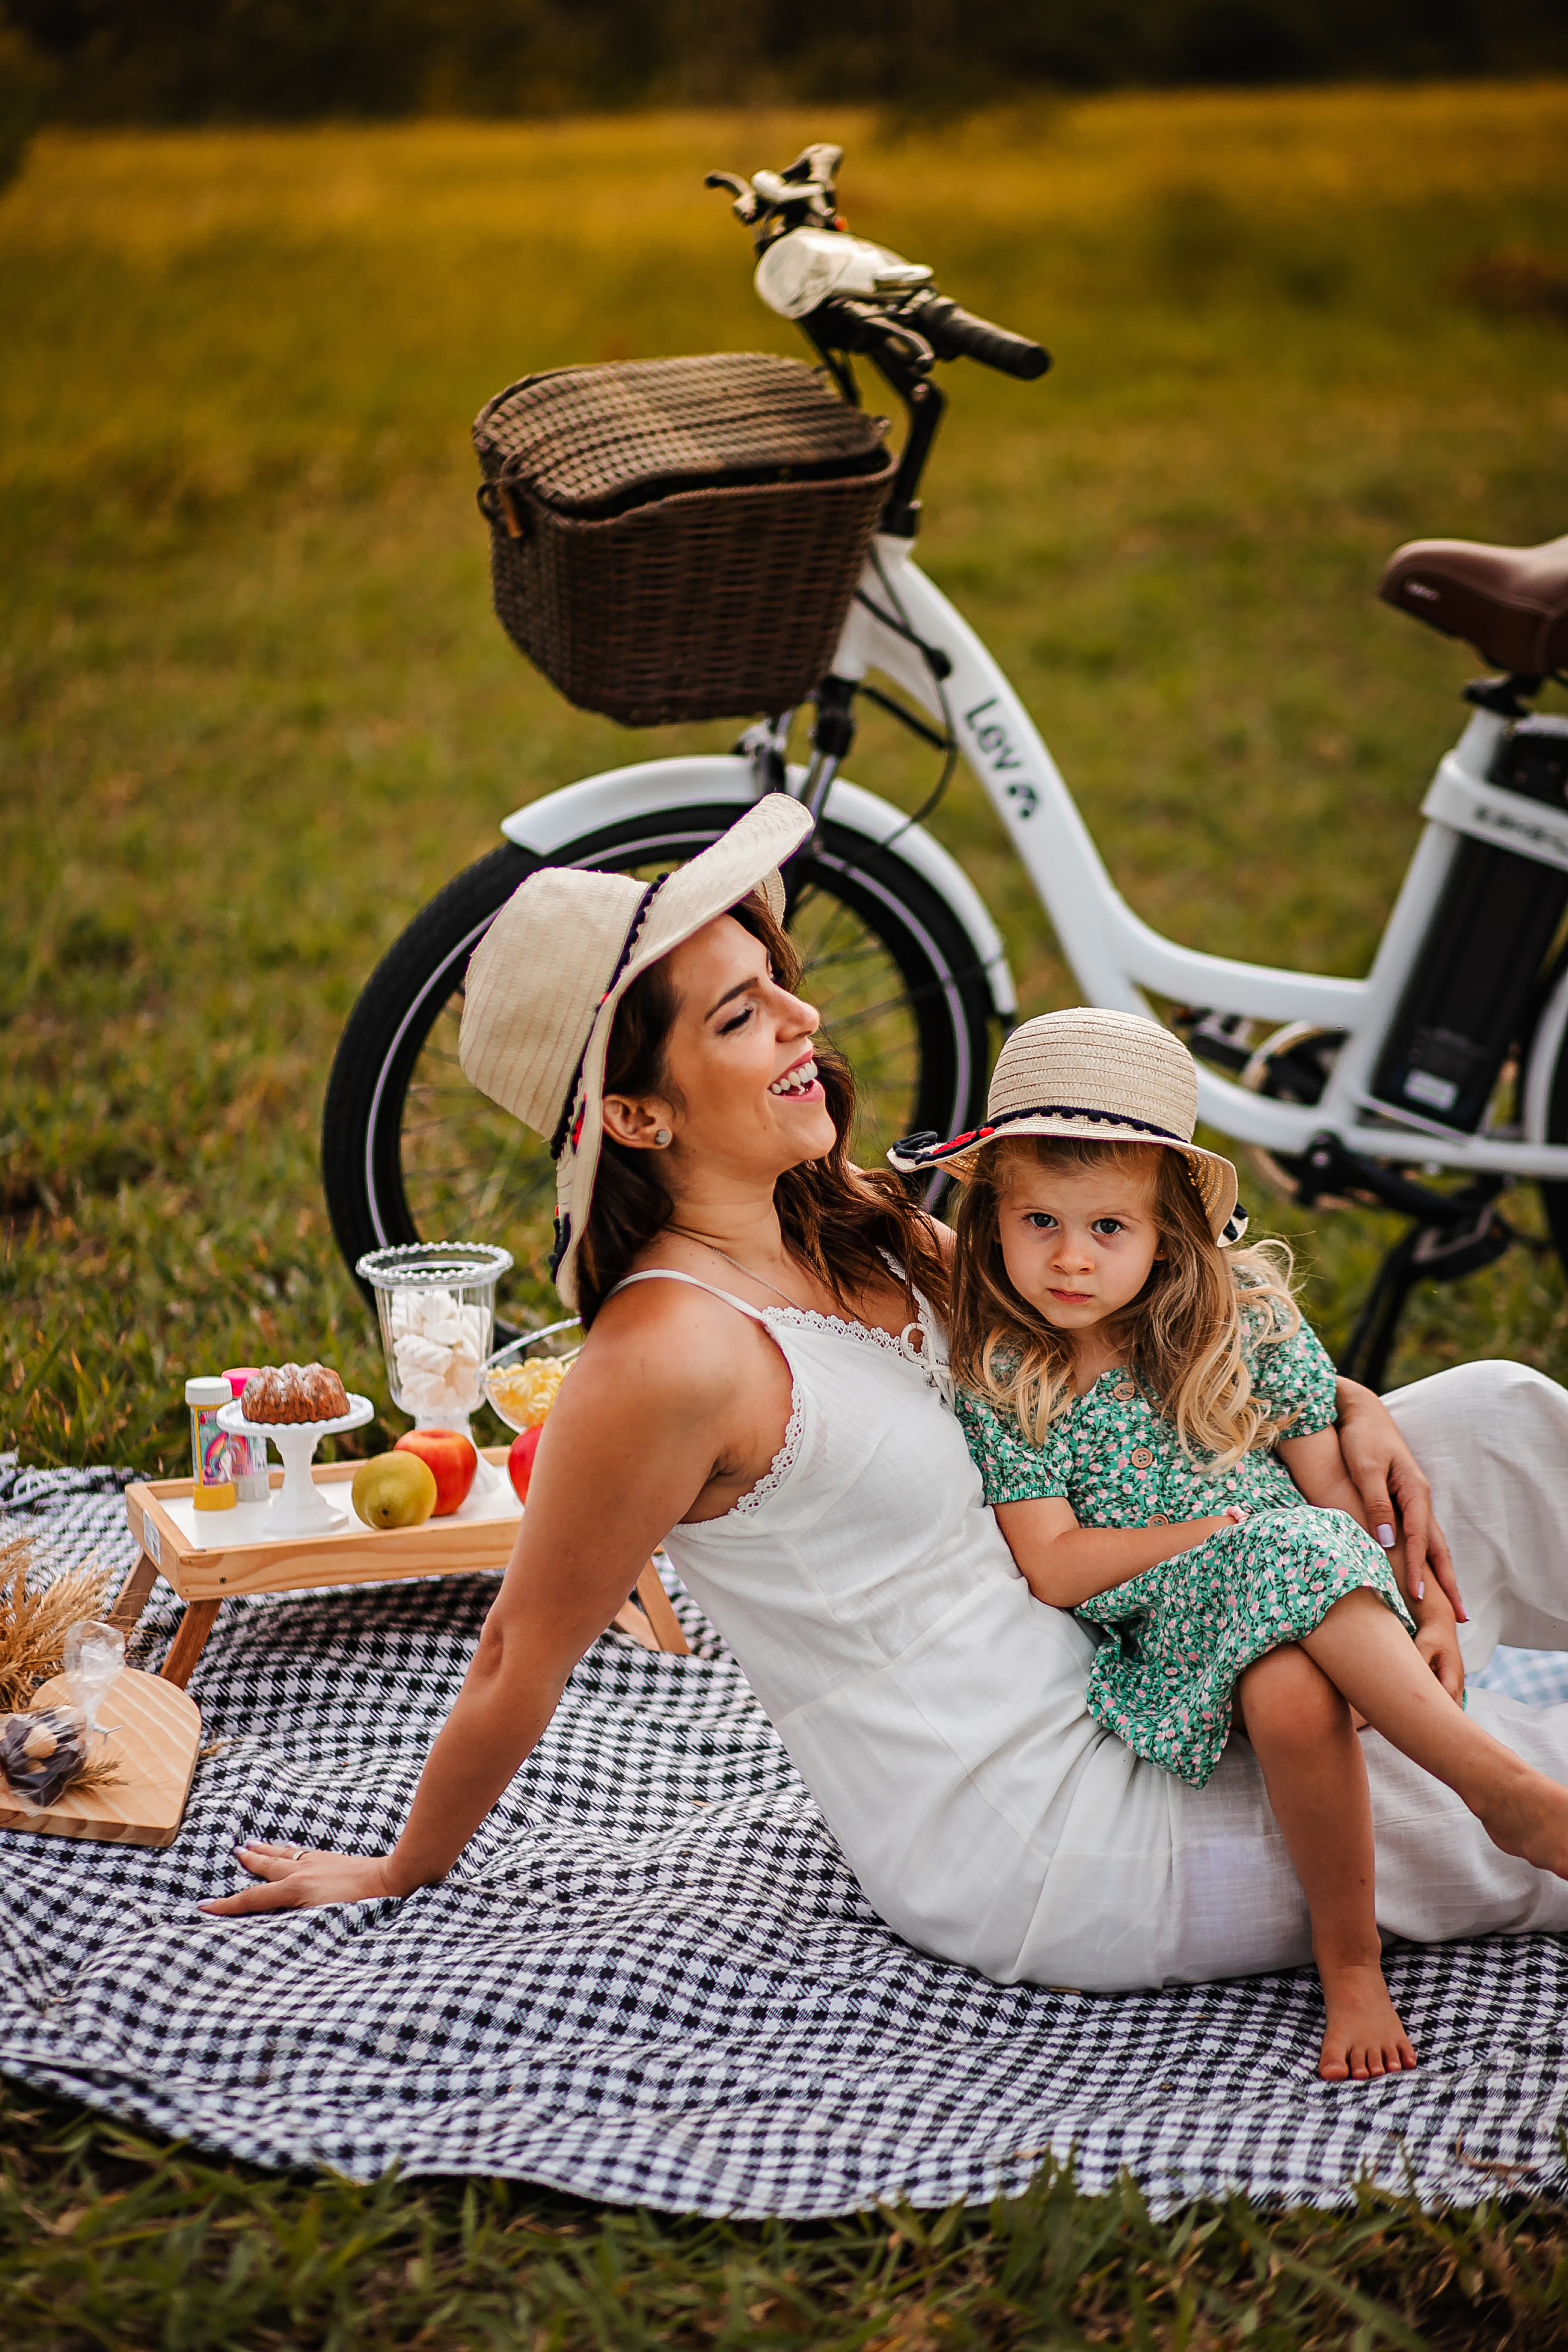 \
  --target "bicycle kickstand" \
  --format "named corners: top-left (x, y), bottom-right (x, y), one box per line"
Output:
top-left (1335, 1201), bottom-right (1517, 1392)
